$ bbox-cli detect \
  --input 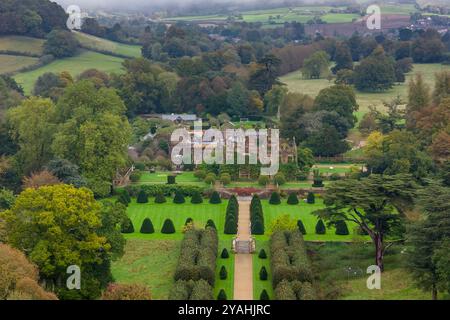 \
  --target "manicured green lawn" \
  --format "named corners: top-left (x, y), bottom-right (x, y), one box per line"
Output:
top-left (261, 199), bottom-right (364, 241)
top-left (313, 163), bottom-right (360, 175)
top-left (253, 238), bottom-right (273, 300)
top-left (137, 171), bottom-right (327, 189)
top-left (138, 171), bottom-right (203, 186)
top-left (125, 198), bottom-right (228, 237)
top-left (111, 238), bottom-right (180, 300)
top-left (115, 200), bottom-right (235, 300)
top-left (14, 50), bottom-right (126, 94)
top-left (215, 235), bottom-right (235, 300)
